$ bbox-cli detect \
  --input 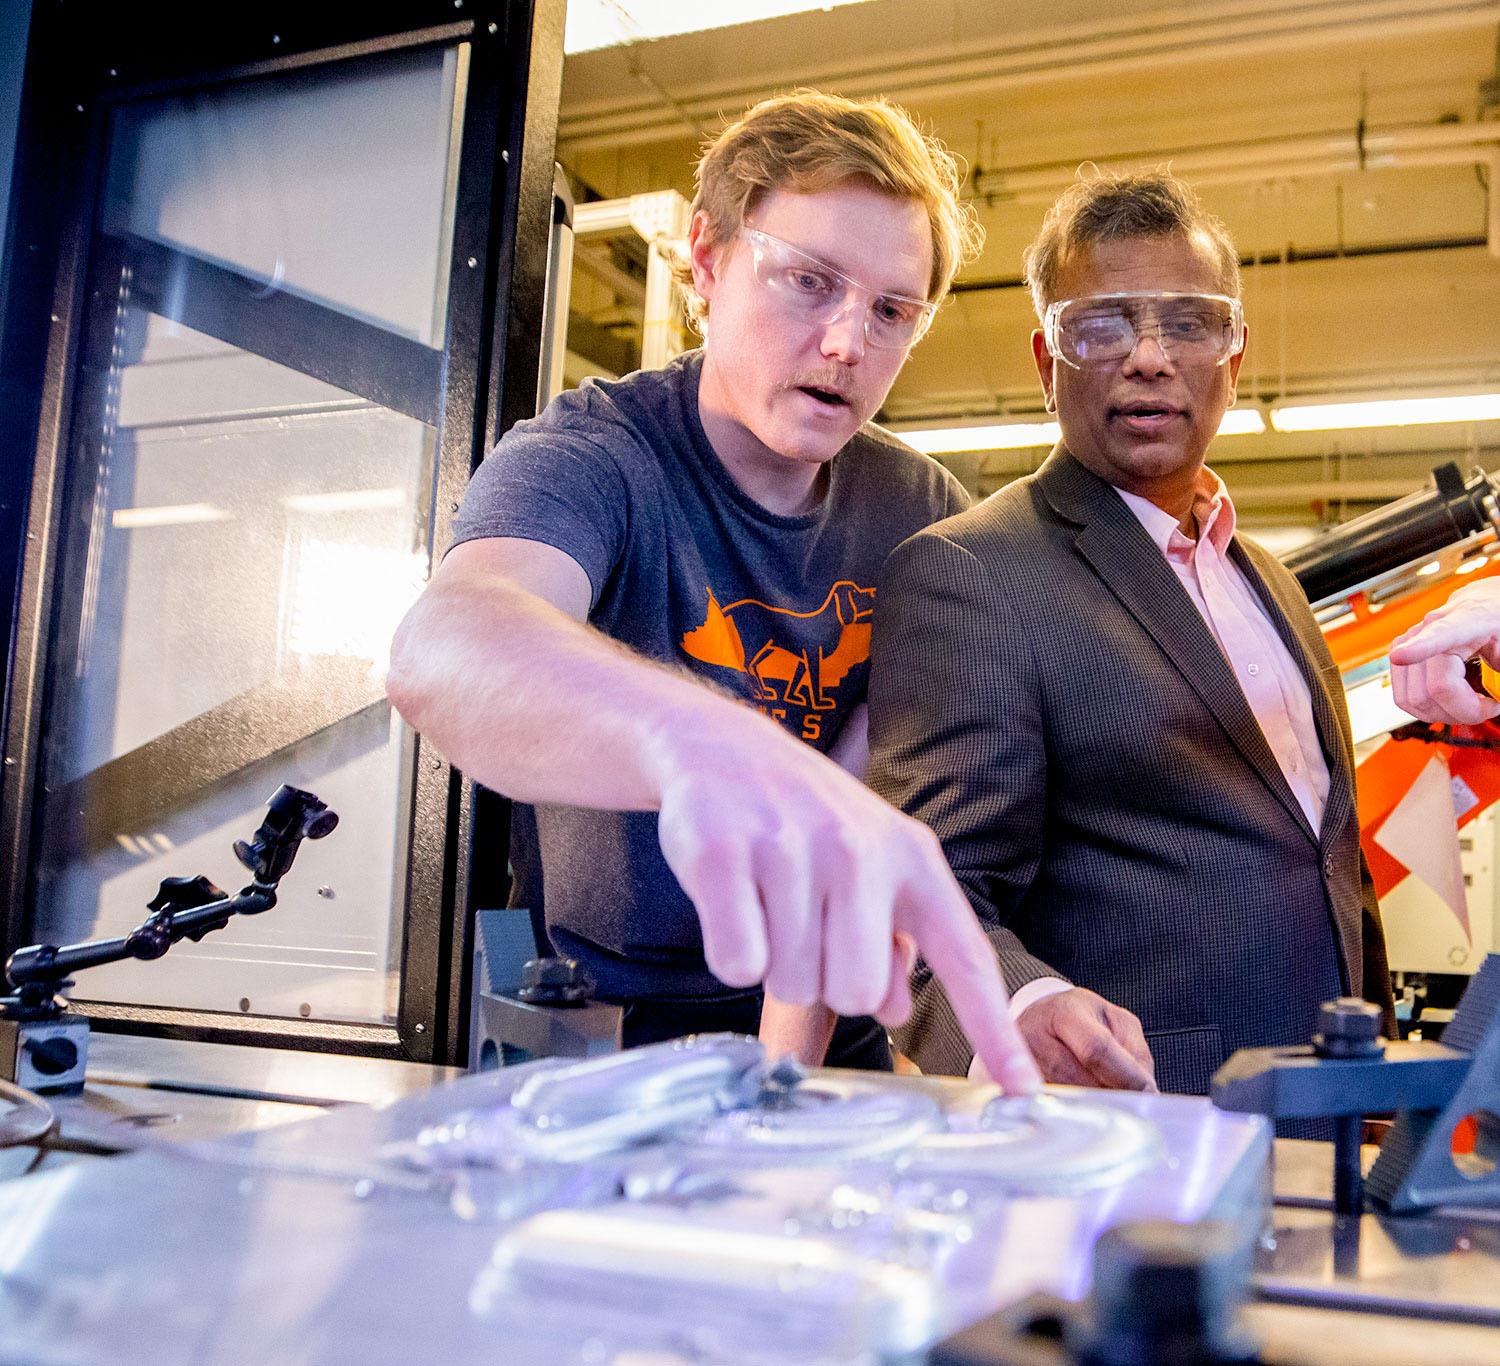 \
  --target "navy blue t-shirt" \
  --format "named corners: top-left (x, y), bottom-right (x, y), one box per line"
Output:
top-left (451, 350), bottom-right (969, 1001)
